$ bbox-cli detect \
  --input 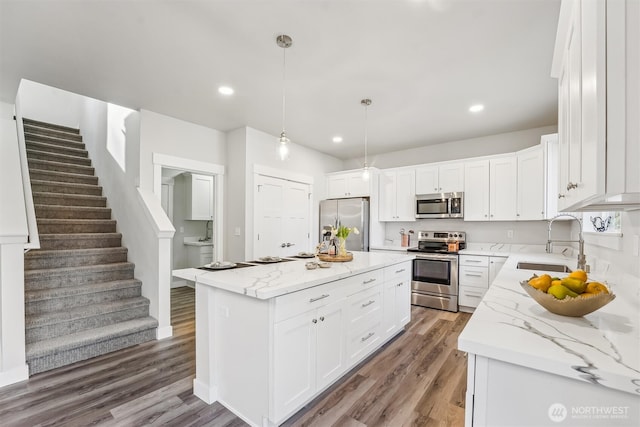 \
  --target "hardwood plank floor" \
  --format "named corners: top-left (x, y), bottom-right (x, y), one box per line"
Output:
top-left (0, 287), bottom-right (471, 427)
